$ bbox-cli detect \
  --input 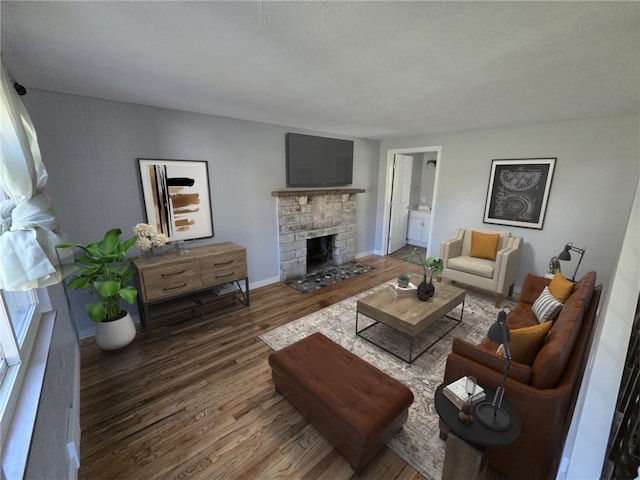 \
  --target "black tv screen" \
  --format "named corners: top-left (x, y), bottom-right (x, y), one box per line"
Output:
top-left (286, 133), bottom-right (353, 187)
